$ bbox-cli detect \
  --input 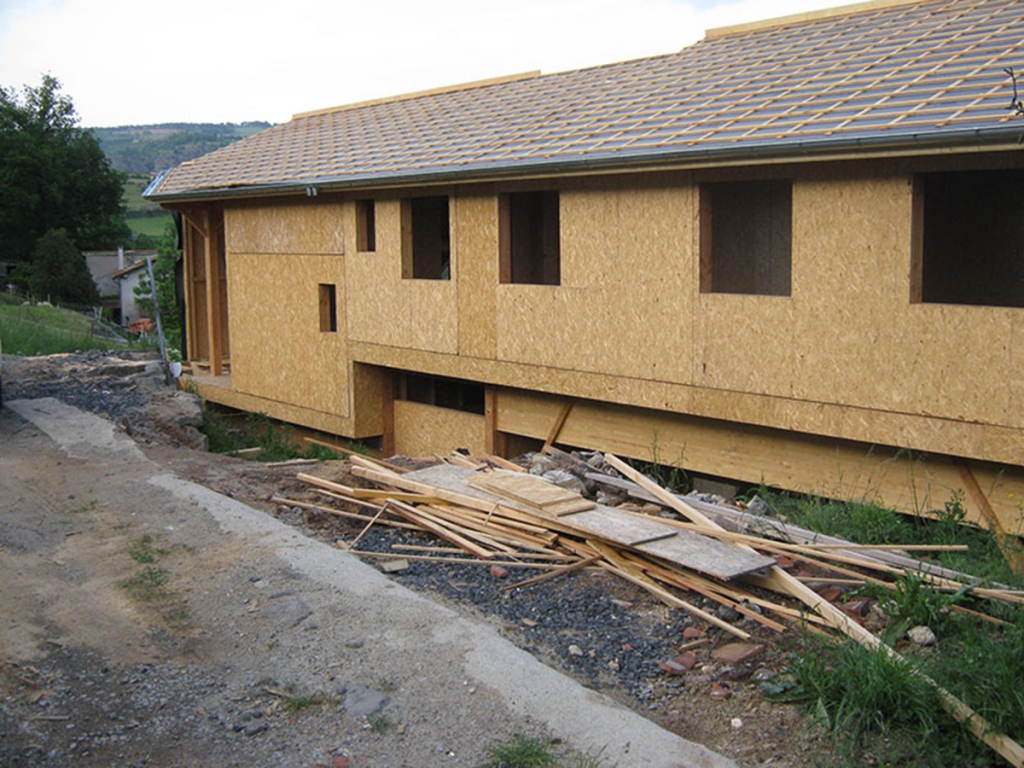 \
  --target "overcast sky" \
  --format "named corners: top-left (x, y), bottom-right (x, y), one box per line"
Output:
top-left (0, 0), bottom-right (854, 128)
